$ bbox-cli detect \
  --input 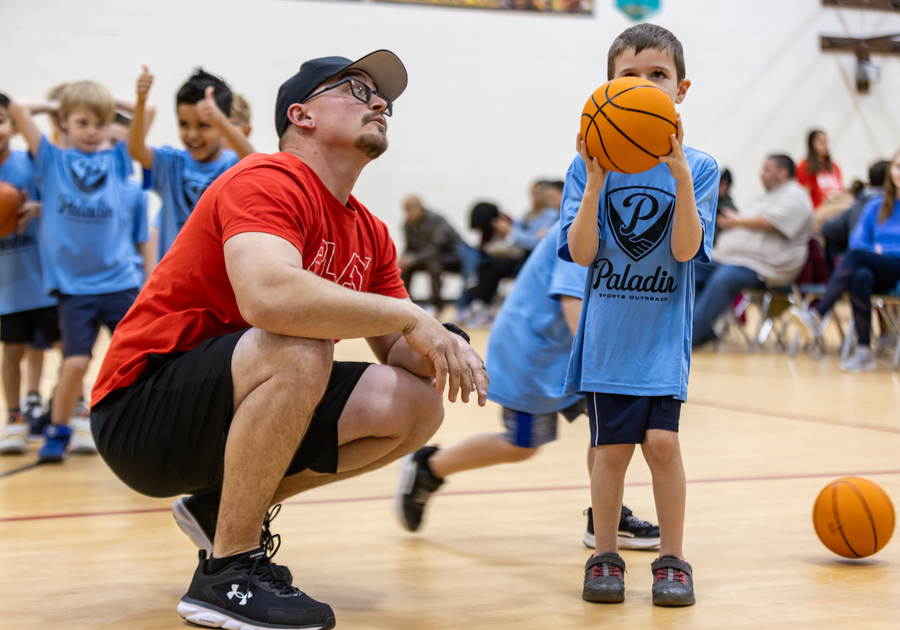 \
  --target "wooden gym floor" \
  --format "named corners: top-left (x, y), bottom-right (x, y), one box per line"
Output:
top-left (1, 324), bottom-right (899, 629)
